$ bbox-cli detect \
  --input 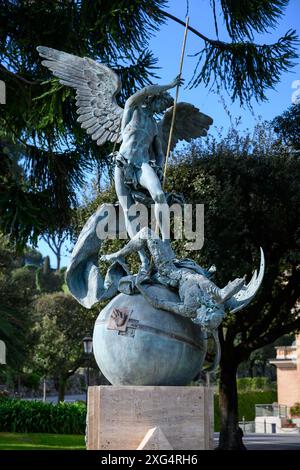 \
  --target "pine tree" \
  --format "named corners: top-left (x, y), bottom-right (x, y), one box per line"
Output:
top-left (0, 0), bottom-right (166, 247)
top-left (0, 1), bottom-right (298, 248)
top-left (272, 103), bottom-right (300, 150)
